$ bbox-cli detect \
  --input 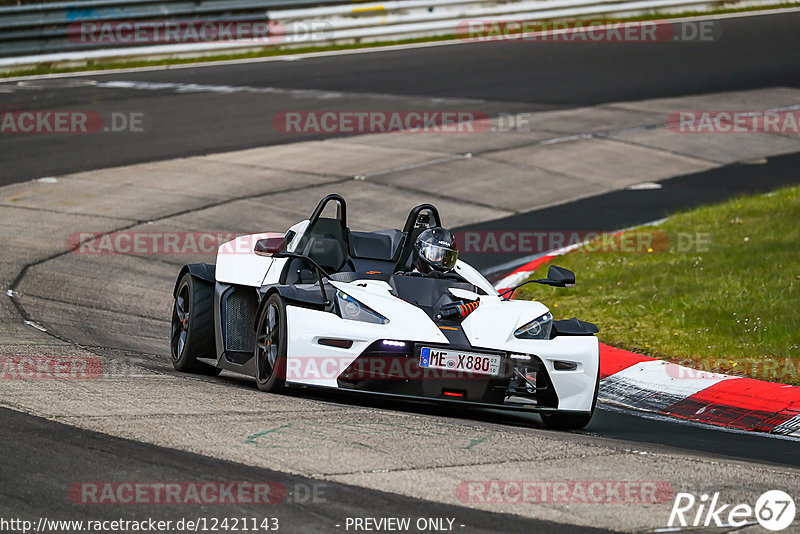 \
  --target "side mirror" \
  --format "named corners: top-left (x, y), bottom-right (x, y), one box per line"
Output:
top-left (499, 265), bottom-right (576, 299)
top-left (254, 236), bottom-right (286, 256)
top-left (539, 265), bottom-right (575, 287)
